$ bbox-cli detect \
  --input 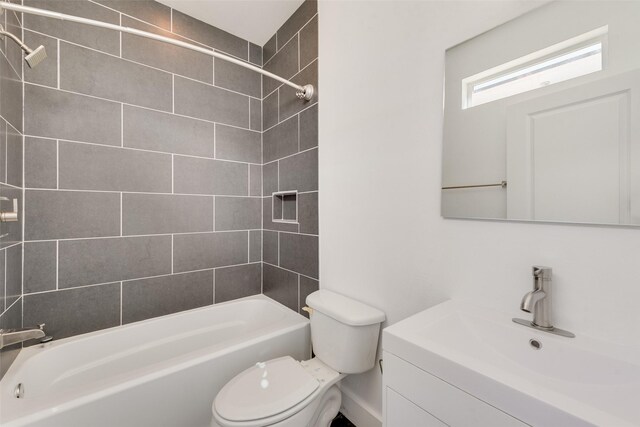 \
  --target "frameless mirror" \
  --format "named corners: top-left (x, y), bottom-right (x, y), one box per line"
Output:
top-left (442, 1), bottom-right (640, 226)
